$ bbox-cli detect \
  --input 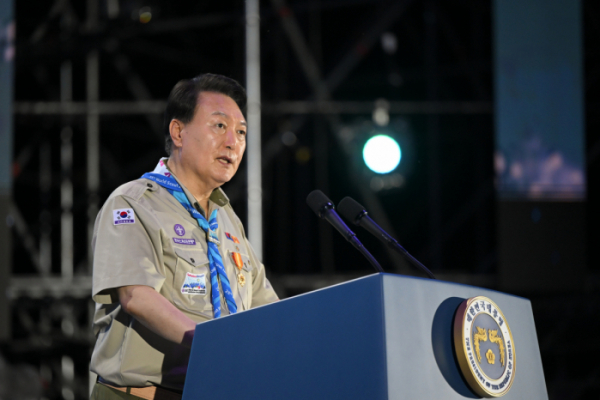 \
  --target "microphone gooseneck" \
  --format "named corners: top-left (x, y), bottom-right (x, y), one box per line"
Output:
top-left (306, 190), bottom-right (384, 273)
top-left (338, 196), bottom-right (436, 279)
